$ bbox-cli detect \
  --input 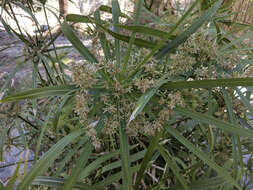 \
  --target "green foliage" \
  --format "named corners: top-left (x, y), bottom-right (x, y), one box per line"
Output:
top-left (0, 0), bottom-right (253, 189)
